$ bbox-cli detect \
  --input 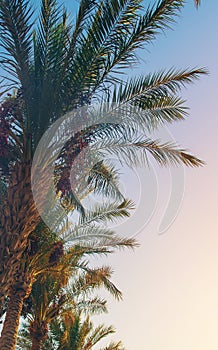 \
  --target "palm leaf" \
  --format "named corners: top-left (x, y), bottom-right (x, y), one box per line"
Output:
top-left (87, 160), bottom-right (124, 201)
top-left (93, 129), bottom-right (204, 168)
top-left (89, 0), bottom-right (186, 93)
top-left (0, 0), bottom-right (33, 108)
